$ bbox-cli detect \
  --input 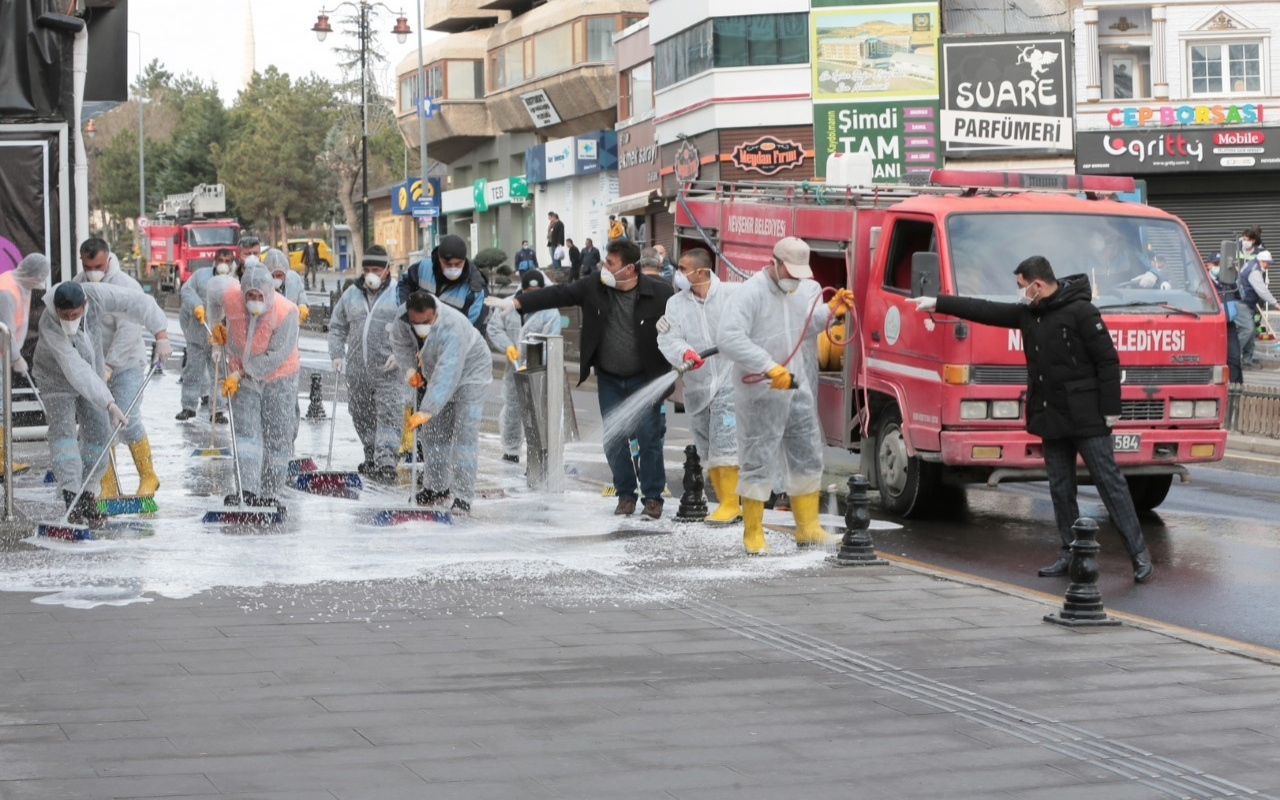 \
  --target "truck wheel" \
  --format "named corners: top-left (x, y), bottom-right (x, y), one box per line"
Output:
top-left (874, 409), bottom-right (938, 517)
top-left (1125, 474), bottom-right (1172, 512)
